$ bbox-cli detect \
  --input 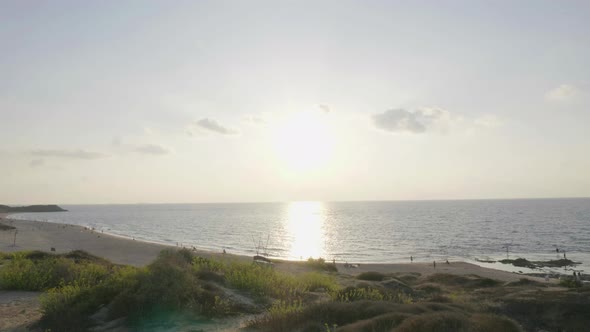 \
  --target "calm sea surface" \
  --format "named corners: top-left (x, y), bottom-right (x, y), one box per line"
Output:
top-left (11, 198), bottom-right (590, 273)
